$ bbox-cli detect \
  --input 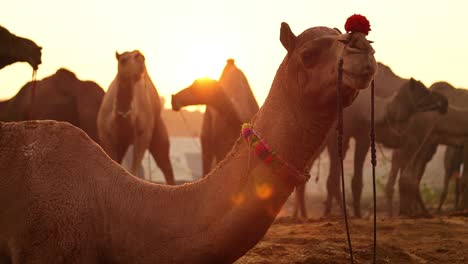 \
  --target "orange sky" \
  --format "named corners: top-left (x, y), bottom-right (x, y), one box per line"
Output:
top-left (1, 0), bottom-right (467, 107)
